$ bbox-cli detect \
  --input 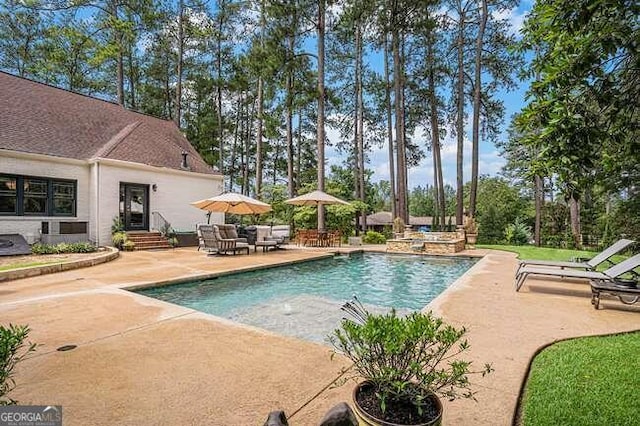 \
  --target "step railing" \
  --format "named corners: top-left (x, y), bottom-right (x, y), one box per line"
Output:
top-left (151, 211), bottom-right (172, 236)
